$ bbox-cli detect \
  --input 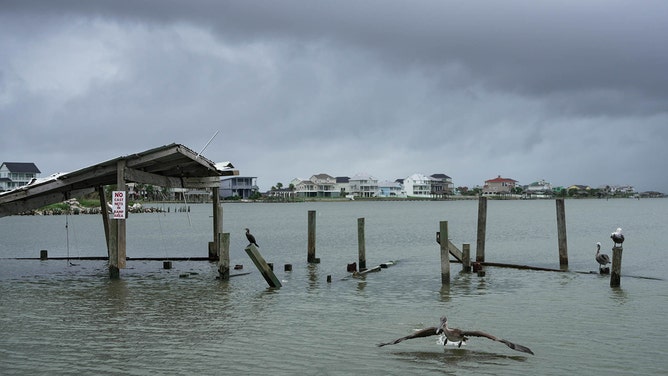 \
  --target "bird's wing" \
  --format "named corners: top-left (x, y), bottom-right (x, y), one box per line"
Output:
top-left (377, 327), bottom-right (439, 347)
top-left (462, 330), bottom-right (534, 355)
